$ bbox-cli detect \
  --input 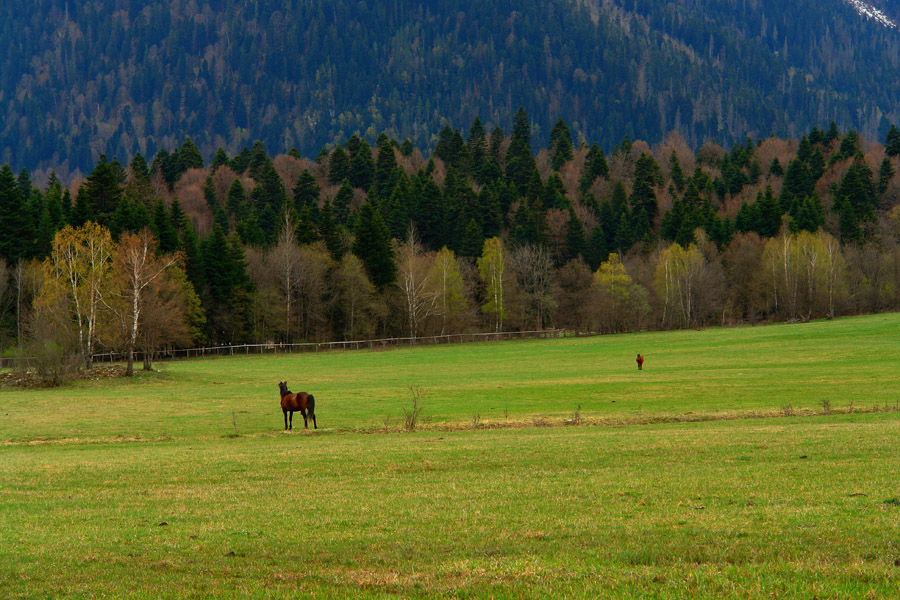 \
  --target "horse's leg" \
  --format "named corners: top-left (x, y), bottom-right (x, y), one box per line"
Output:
top-left (301, 408), bottom-right (308, 429)
top-left (283, 409), bottom-right (288, 431)
top-left (289, 411), bottom-right (293, 430)
top-left (312, 413), bottom-right (317, 429)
